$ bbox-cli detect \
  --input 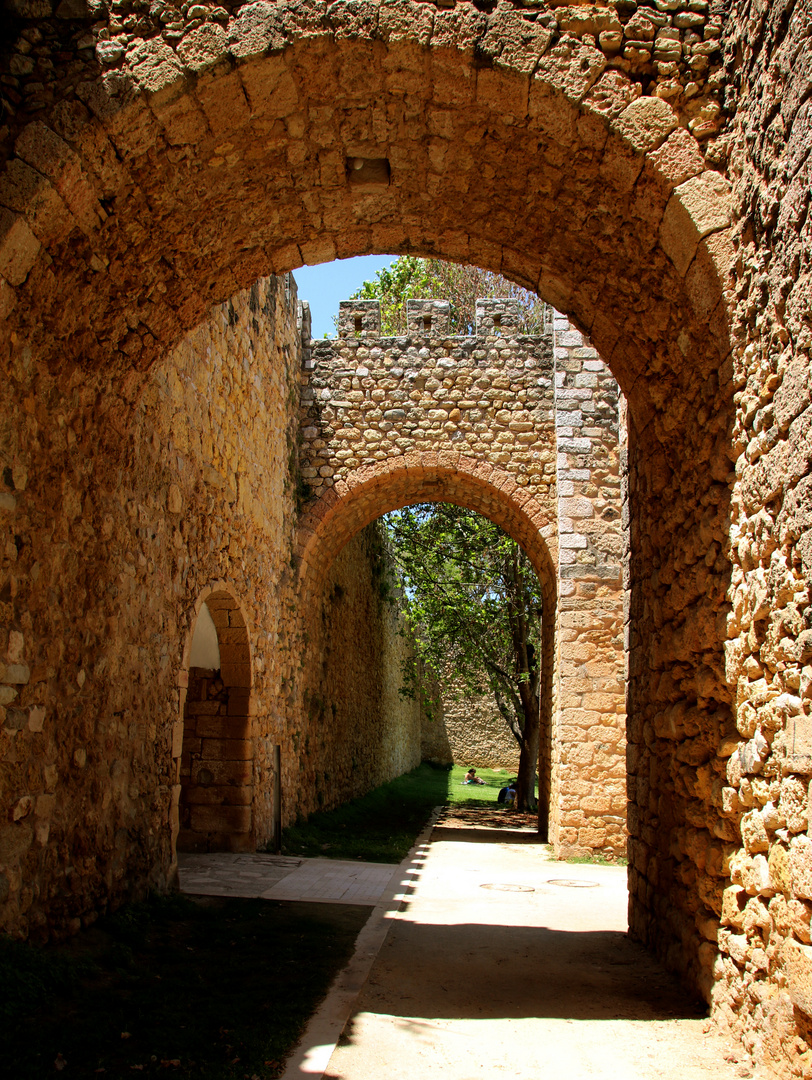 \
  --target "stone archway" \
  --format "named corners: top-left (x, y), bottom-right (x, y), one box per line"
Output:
top-left (0, 0), bottom-right (743, 1045)
top-left (175, 586), bottom-right (254, 854)
top-left (296, 454), bottom-right (560, 835)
